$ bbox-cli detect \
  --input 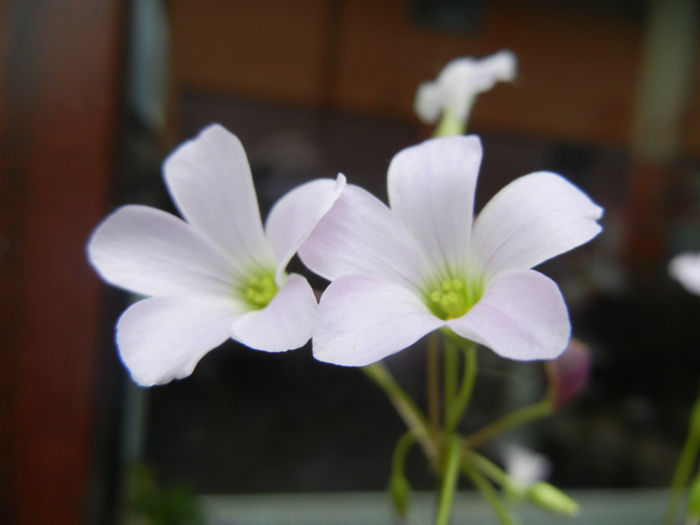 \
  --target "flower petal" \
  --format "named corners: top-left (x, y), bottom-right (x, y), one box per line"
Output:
top-left (387, 135), bottom-right (482, 276)
top-left (116, 294), bottom-right (241, 386)
top-left (503, 443), bottom-right (551, 486)
top-left (299, 183), bottom-right (428, 290)
top-left (669, 252), bottom-right (700, 295)
top-left (230, 273), bottom-right (317, 351)
top-left (312, 275), bottom-right (444, 366)
top-left (414, 81), bottom-right (443, 124)
top-left (471, 171), bottom-right (603, 276)
top-left (163, 124), bottom-right (274, 265)
top-left (441, 51), bottom-right (517, 116)
top-left (447, 269), bottom-right (570, 361)
top-left (265, 174), bottom-right (346, 285)
top-left (87, 204), bottom-right (237, 297)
